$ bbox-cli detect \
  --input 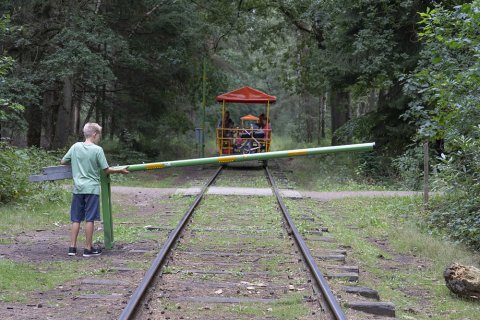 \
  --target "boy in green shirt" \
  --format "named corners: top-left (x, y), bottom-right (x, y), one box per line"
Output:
top-left (61, 123), bottom-right (129, 257)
